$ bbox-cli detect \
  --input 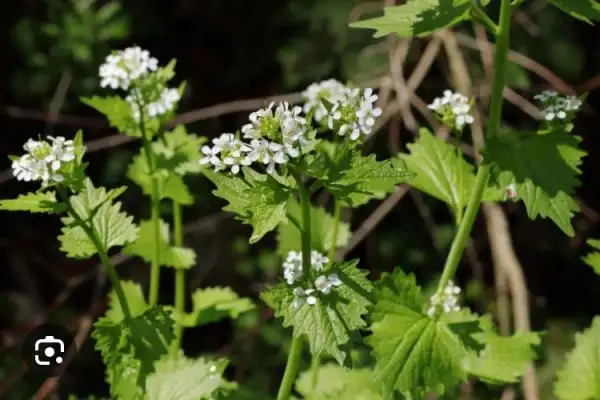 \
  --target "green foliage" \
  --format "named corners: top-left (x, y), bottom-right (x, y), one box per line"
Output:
top-left (295, 364), bottom-right (380, 400)
top-left (309, 145), bottom-right (414, 207)
top-left (400, 129), bottom-right (503, 213)
top-left (482, 127), bottom-right (586, 237)
top-left (203, 168), bottom-right (293, 243)
top-left (58, 179), bottom-right (138, 258)
top-left (554, 317), bottom-right (600, 400)
top-left (123, 219), bottom-right (196, 269)
top-left (105, 281), bottom-right (149, 322)
top-left (145, 356), bottom-right (227, 400)
top-left (82, 96), bottom-right (142, 137)
top-left (583, 239), bottom-right (600, 275)
top-left (277, 198), bottom-right (351, 257)
top-left (0, 191), bottom-right (65, 214)
top-left (548, 0), bottom-right (600, 24)
top-left (261, 260), bottom-right (372, 366)
top-left (152, 125), bottom-right (207, 176)
top-left (350, 0), bottom-right (473, 38)
top-left (368, 269), bottom-right (467, 397)
top-left (92, 306), bottom-right (175, 399)
top-left (180, 287), bottom-right (255, 328)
